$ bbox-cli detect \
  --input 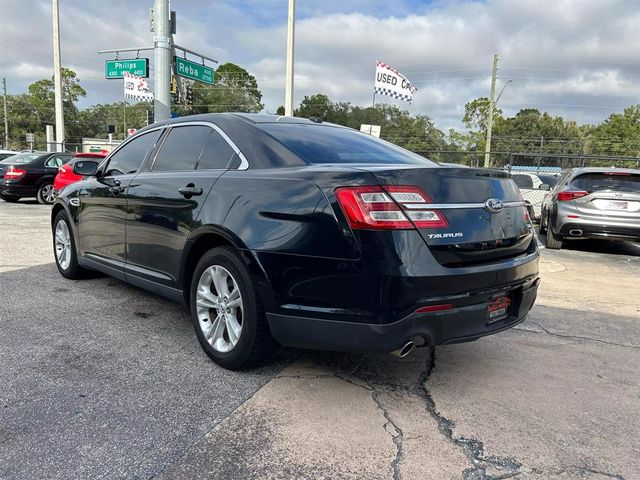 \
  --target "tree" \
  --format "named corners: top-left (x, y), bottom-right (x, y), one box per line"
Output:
top-left (190, 63), bottom-right (263, 114)
top-left (588, 105), bottom-right (640, 156)
top-left (463, 97), bottom-right (502, 133)
top-left (295, 94), bottom-right (334, 119)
